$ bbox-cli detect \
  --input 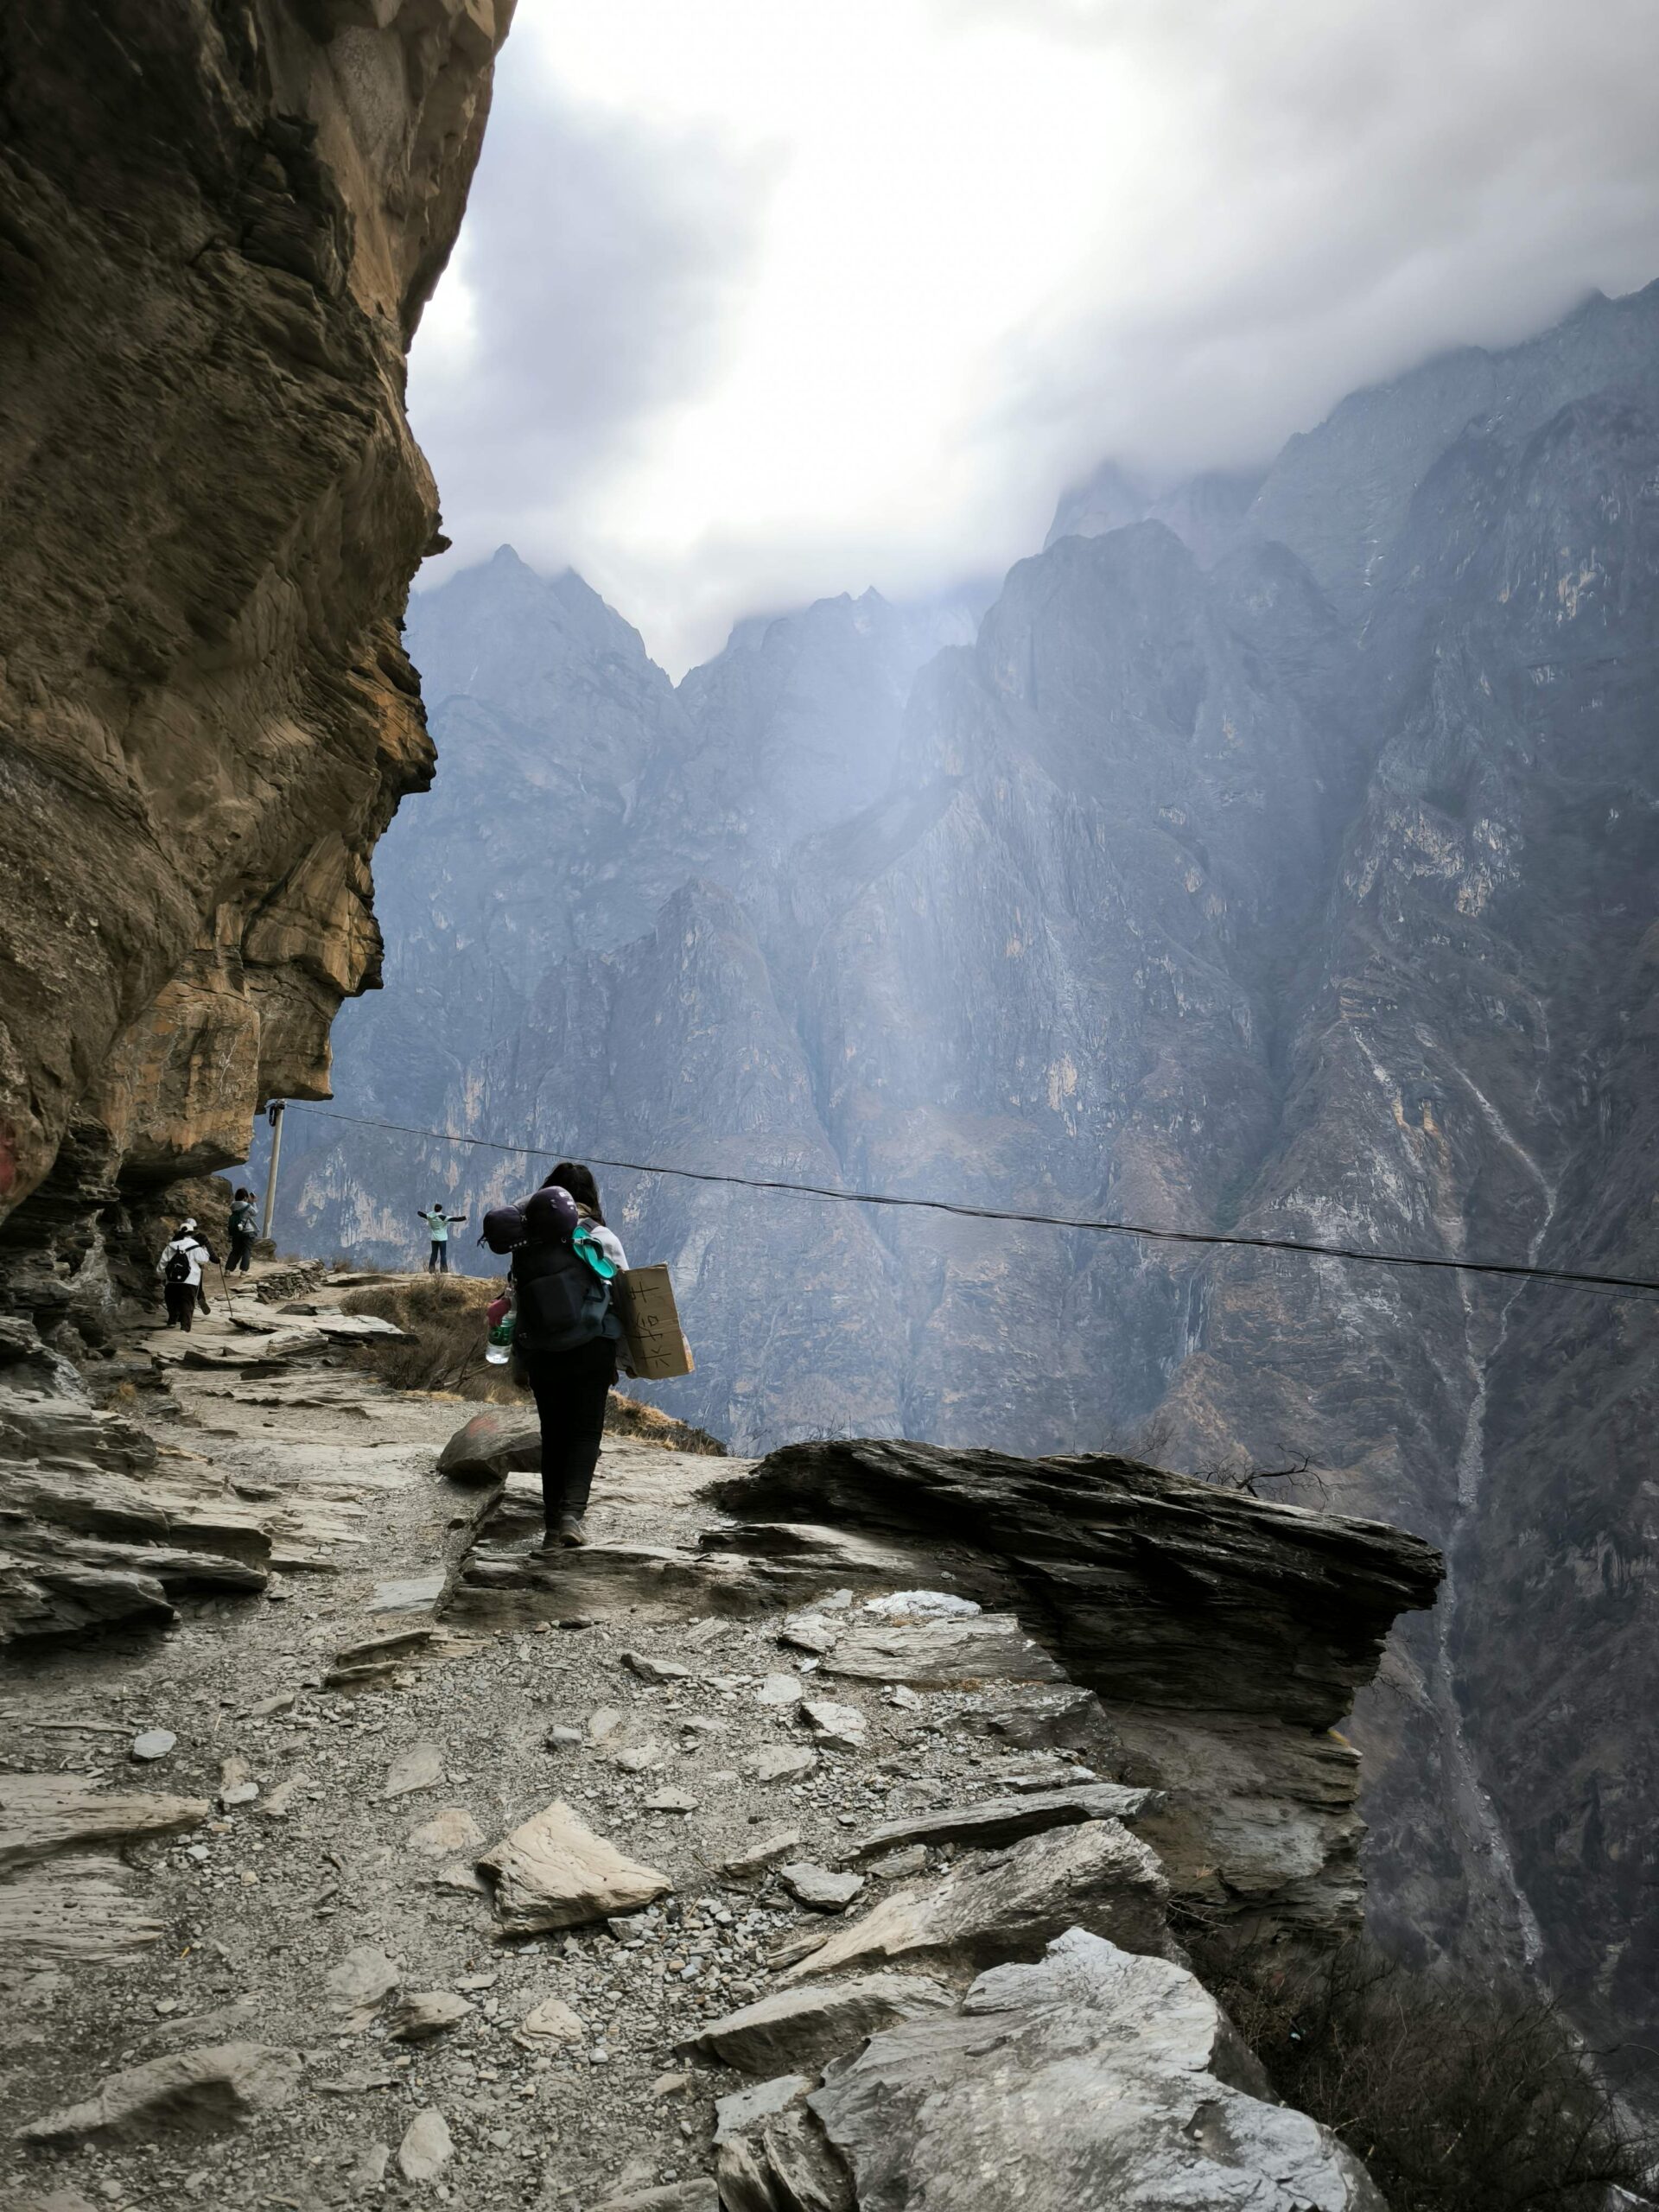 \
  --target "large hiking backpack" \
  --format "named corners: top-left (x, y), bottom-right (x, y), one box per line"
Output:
top-left (511, 1219), bottom-right (618, 1357)
top-left (163, 1246), bottom-right (192, 1285)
